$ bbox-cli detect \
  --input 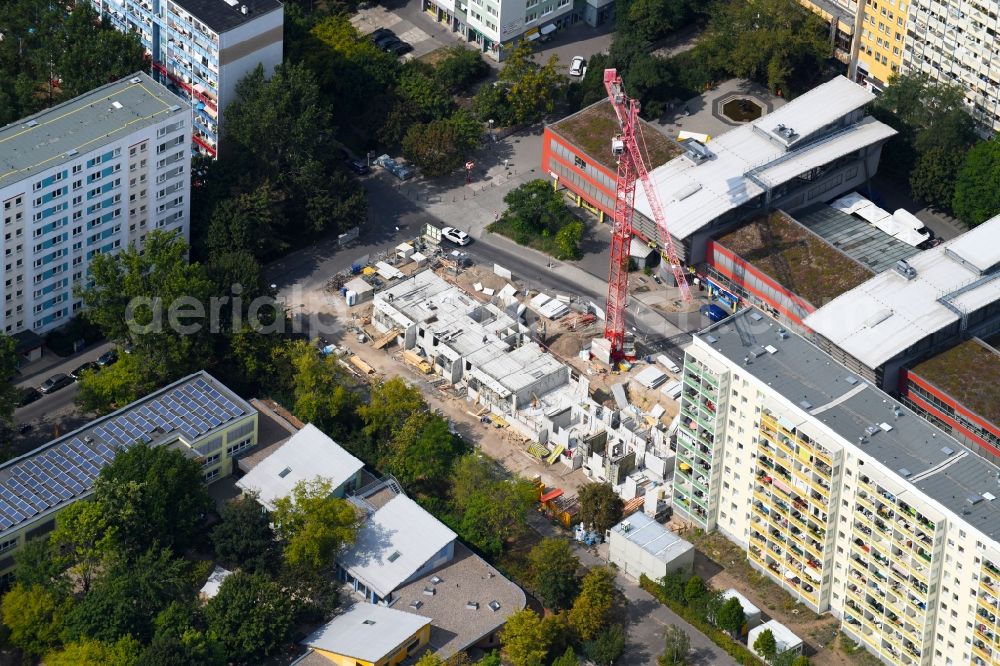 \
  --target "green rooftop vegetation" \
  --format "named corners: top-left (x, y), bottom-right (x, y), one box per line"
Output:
top-left (716, 212), bottom-right (874, 308)
top-left (912, 339), bottom-right (1000, 426)
top-left (551, 99), bottom-right (681, 172)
